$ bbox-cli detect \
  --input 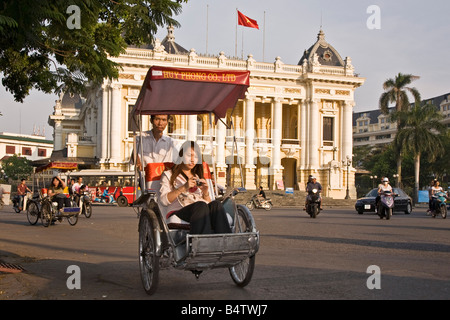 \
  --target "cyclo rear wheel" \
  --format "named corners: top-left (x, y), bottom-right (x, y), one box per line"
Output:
top-left (229, 206), bottom-right (256, 287)
top-left (138, 210), bottom-right (160, 295)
